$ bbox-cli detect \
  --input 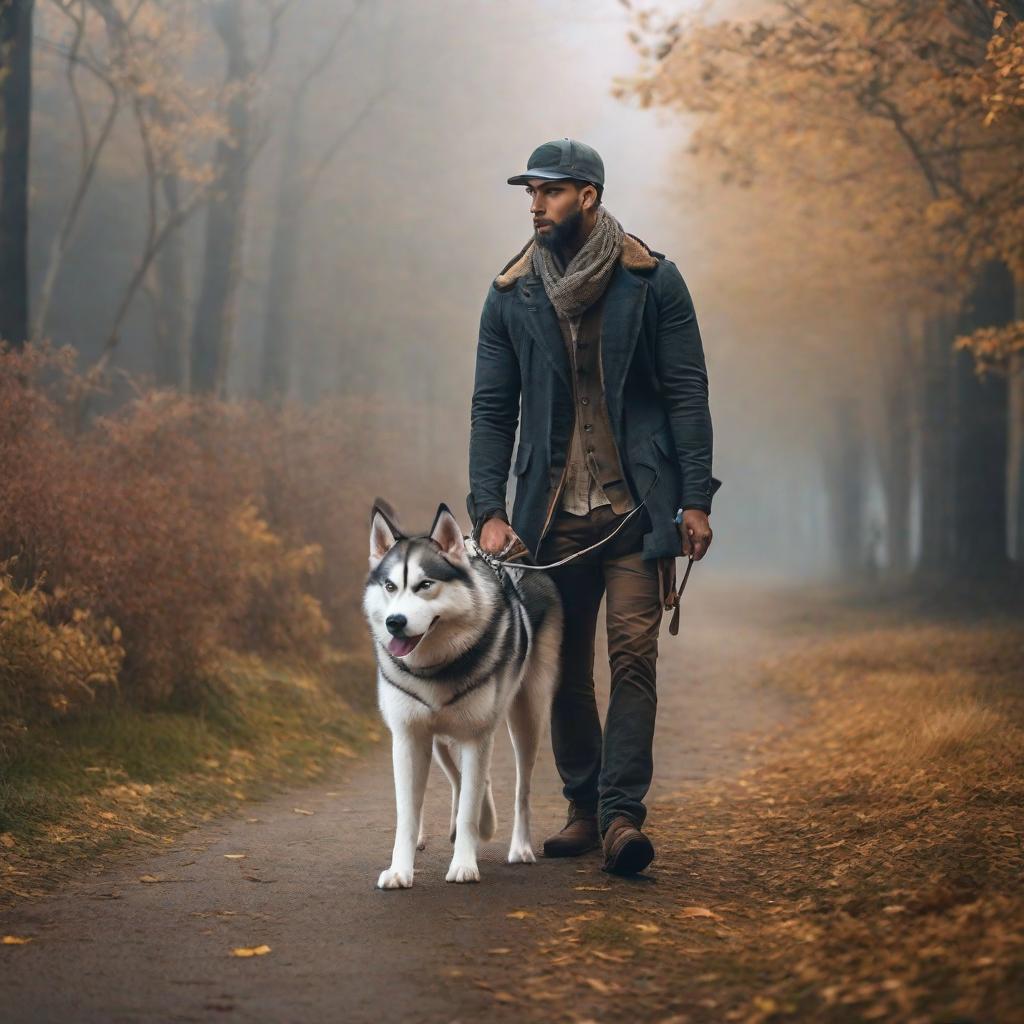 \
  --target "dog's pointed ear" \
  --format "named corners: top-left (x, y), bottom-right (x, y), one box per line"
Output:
top-left (369, 499), bottom-right (404, 569)
top-left (429, 502), bottom-right (467, 562)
